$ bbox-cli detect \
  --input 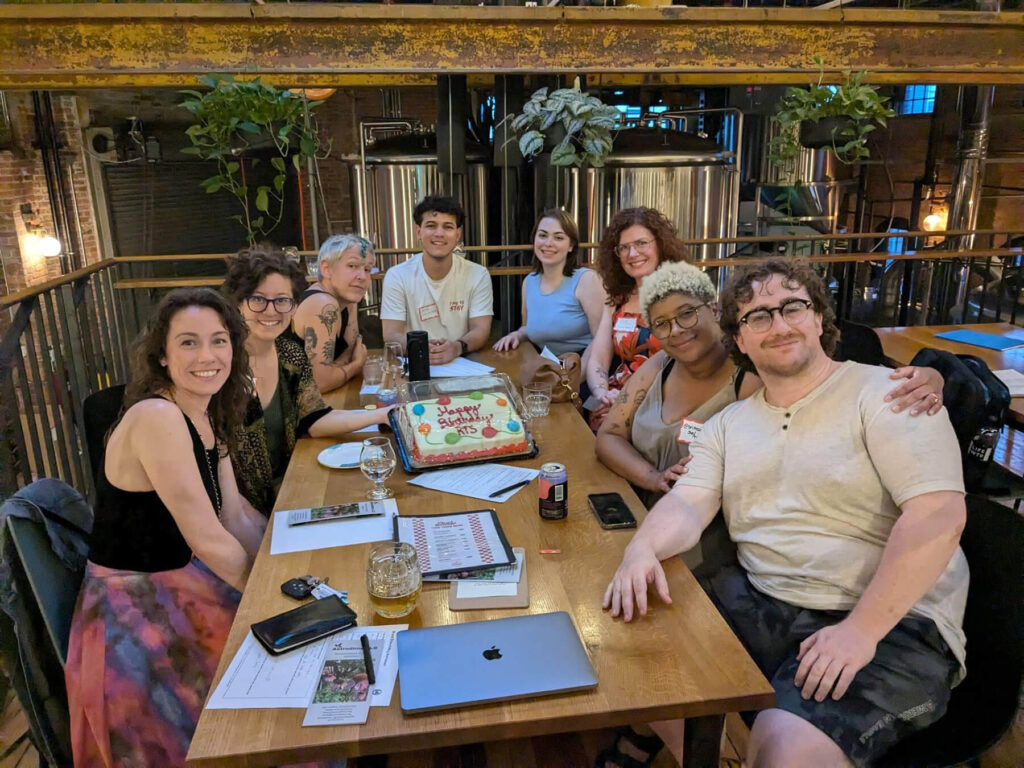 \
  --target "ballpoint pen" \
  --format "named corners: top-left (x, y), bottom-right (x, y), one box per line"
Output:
top-left (488, 479), bottom-right (531, 499)
top-left (360, 633), bottom-right (376, 685)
